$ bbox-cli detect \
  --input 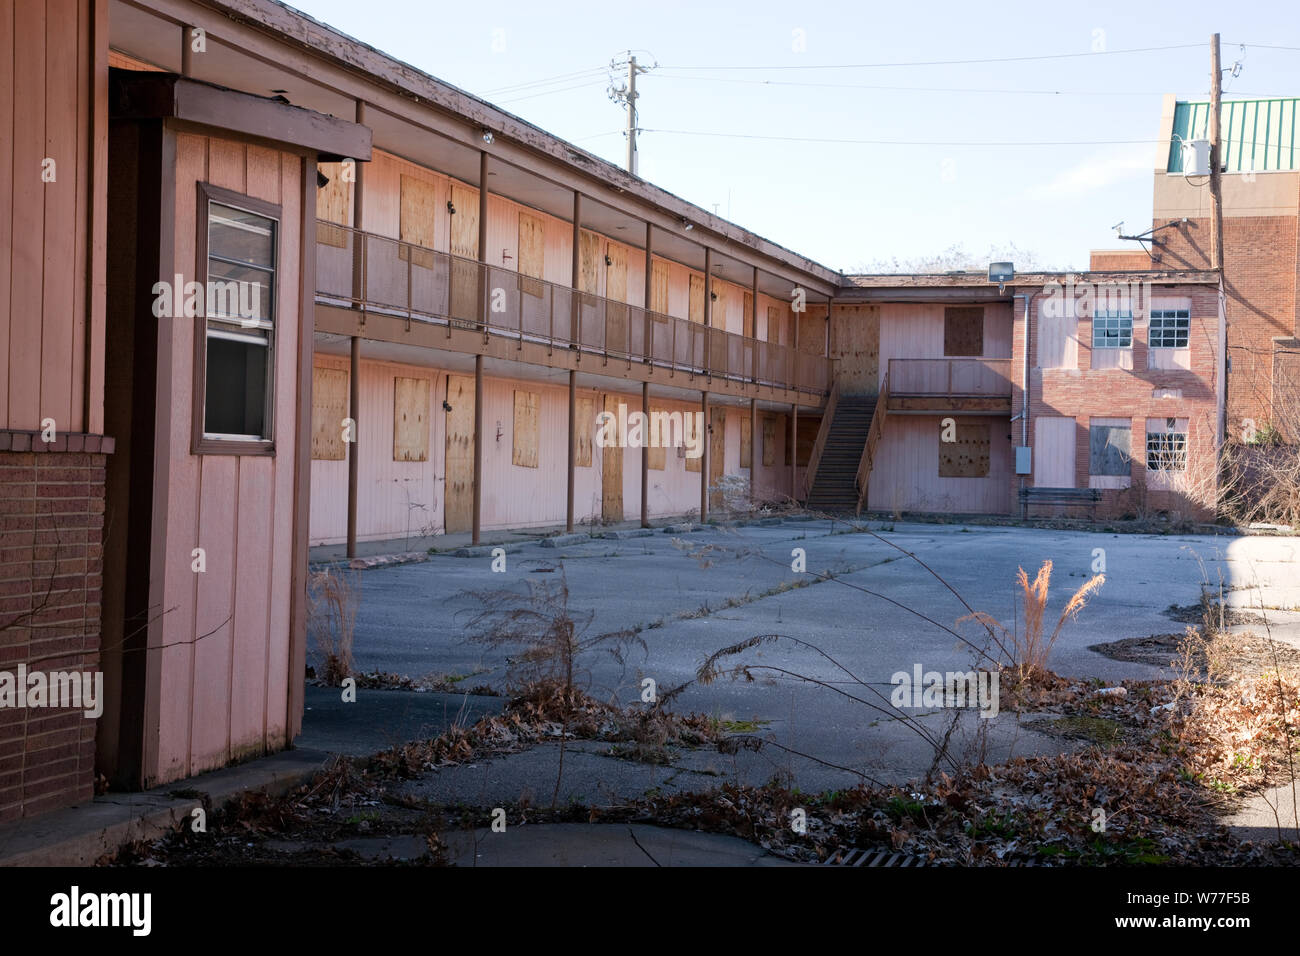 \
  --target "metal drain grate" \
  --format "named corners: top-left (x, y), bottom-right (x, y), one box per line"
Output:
top-left (823, 848), bottom-right (927, 867)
